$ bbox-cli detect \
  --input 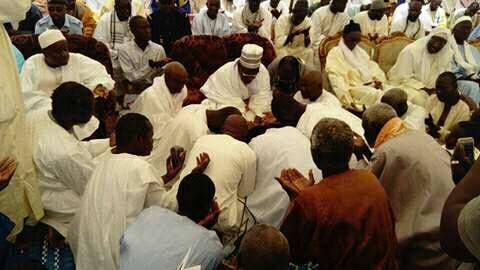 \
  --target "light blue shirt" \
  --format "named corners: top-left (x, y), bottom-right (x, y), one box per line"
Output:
top-left (34, 14), bottom-right (83, 35)
top-left (12, 45), bottom-right (24, 73)
top-left (120, 207), bottom-right (223, 270)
